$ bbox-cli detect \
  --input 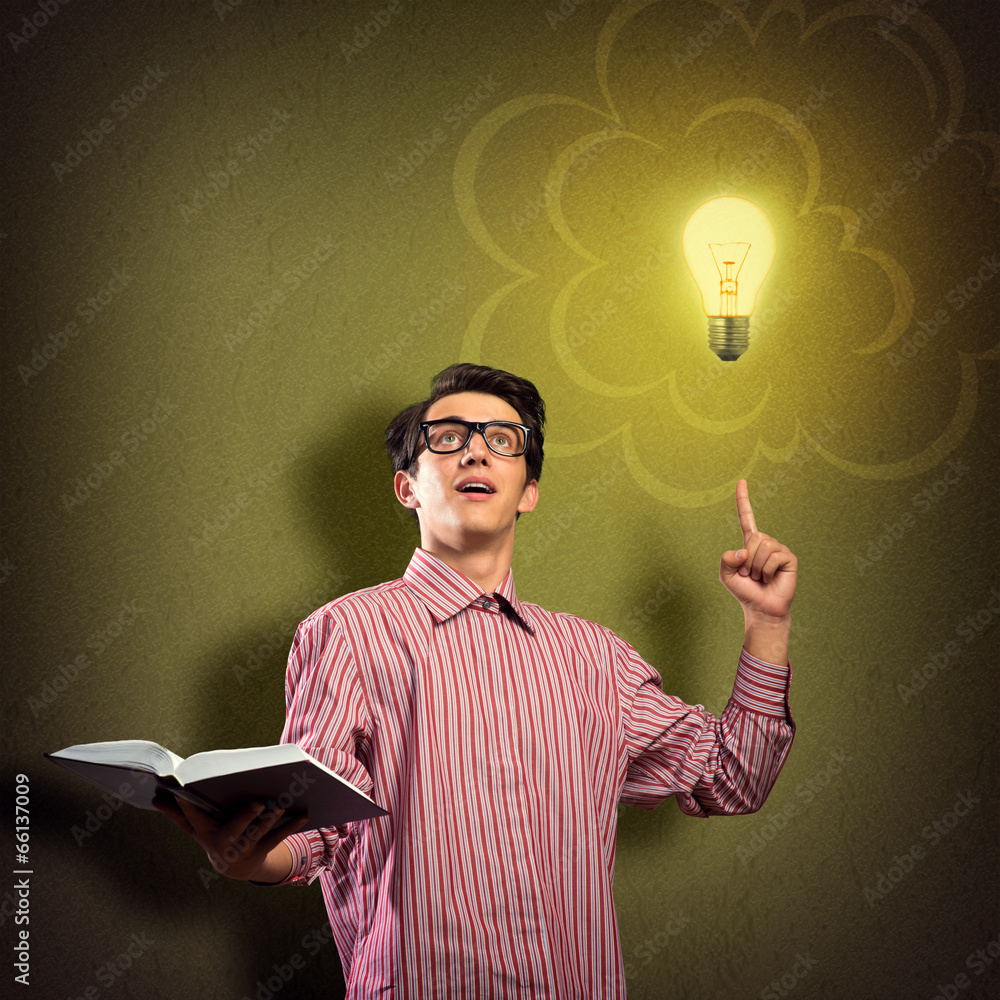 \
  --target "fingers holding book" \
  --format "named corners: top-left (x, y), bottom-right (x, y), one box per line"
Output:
top-left (153, 793), bottom-right (308, 882)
